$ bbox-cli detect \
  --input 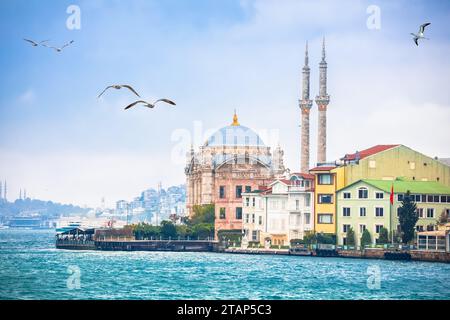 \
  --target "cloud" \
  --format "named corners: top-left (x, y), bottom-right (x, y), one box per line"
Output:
top-left (18, 89), bottom-right (36, 104)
